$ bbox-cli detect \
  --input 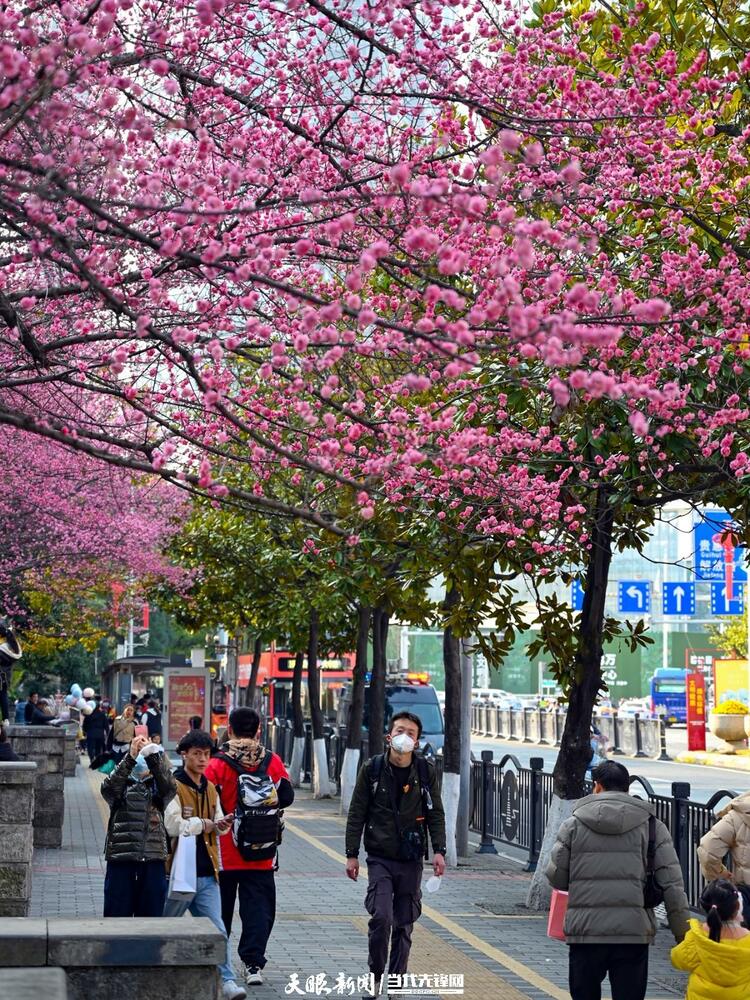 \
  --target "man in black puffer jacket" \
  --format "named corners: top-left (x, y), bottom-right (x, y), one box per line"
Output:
top-left (101, 734), bottom-right (176, 917)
